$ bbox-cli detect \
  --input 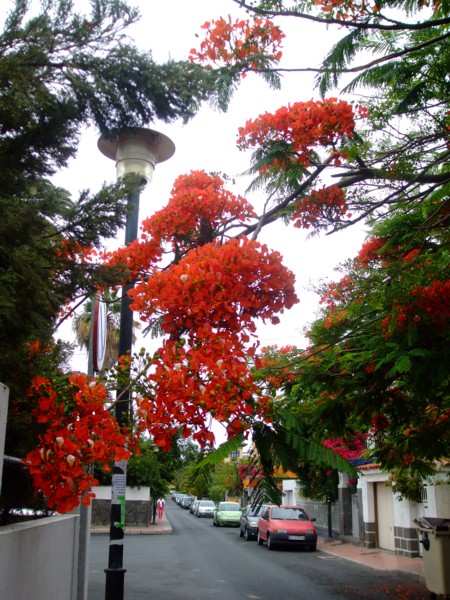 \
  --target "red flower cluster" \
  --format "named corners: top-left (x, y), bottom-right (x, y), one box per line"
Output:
top-left (291, 186), bottom-right (348, 229)
top-left (143, 170), bottom-right (256, 254)
top-left (382, 279), bottom-right (450, 336)
top-left (319, 275), bottom-right (355, 313)
top-left (134, 335), bottom-right (264, 450)
top-left (24, 374), bottom-right (129, 513)
top-left (313, 0), bottom-right (373, 20)
top-left (129, 237), bottom-right (297, 334)
top-left (189, 16), bottom-right (285, 70)
top-left (55, 239), bottom-right (97, 263)
top-left (323, 435), bottom-right (368, 461)
top-left (128, 236), bottom-right (298, 449)
top-left (256, 345), bottom-right (299, 388)
top-left (354, 236), bottom-right (386, 268)
top-left (237, 98), bottom-right (356, 172)
top-left (411, 280), bottom-right (450, 322)
top-left (106, 170), bottom-right (255, 280)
